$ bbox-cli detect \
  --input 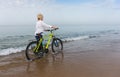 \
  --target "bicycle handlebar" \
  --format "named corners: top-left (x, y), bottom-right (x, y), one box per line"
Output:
top-left (44, 27), bottom-right (59, 32)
